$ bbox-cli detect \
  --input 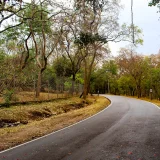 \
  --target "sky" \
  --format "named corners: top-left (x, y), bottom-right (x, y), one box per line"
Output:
top-left (109, 0), bottom-right (160, 56)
